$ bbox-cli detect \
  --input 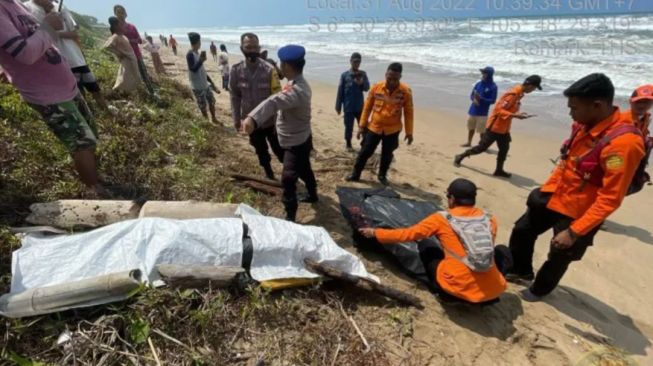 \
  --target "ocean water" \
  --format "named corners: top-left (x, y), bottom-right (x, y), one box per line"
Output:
top-left (151, 14), bottom-right (653, 137)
